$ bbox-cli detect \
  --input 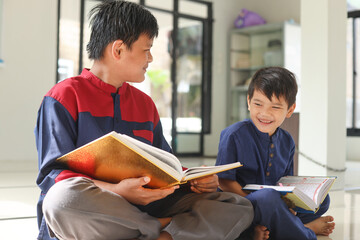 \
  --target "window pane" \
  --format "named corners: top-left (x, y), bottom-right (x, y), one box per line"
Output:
top-left (179, 1), bottom-right (207, 18)
top-left (82, 0), bottom-right (99, 69)
top-left (145, 0), bottom-right (173, 11)
top-left (175, 18), bottom-right (203, 133)
top-left (58, 0), bottom-right (80, 82)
